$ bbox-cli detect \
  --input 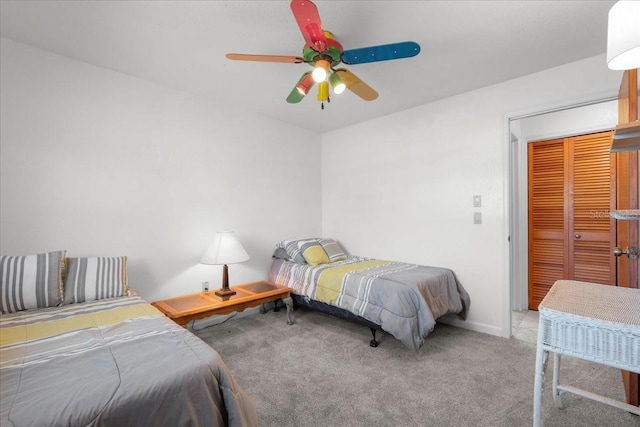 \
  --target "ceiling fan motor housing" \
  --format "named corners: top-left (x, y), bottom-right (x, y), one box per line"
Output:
top-left (303, 32), bottom-right (343, 67)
